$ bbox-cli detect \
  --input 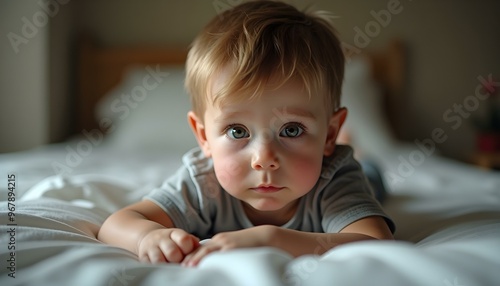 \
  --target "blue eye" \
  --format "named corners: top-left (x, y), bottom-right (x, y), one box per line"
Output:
top-left (279, 123), bottom-right (304, 138)
top-left (226, 125), bottom-right (249, 139)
